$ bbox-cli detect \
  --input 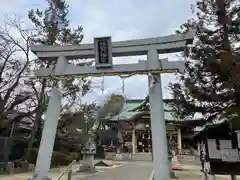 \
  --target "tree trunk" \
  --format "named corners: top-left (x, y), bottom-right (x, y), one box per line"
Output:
top-left (24, 107), bottom-right (42, 161)
top-left (24, 77), bottom-right (47, 161)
